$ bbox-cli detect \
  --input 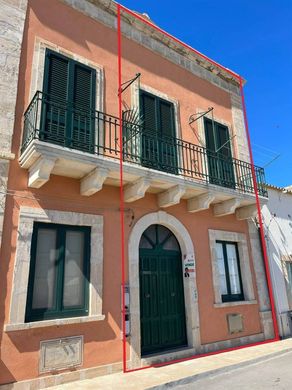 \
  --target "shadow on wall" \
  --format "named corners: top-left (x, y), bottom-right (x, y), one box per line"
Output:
top-left (0, 360), bottom-right (16, 386)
